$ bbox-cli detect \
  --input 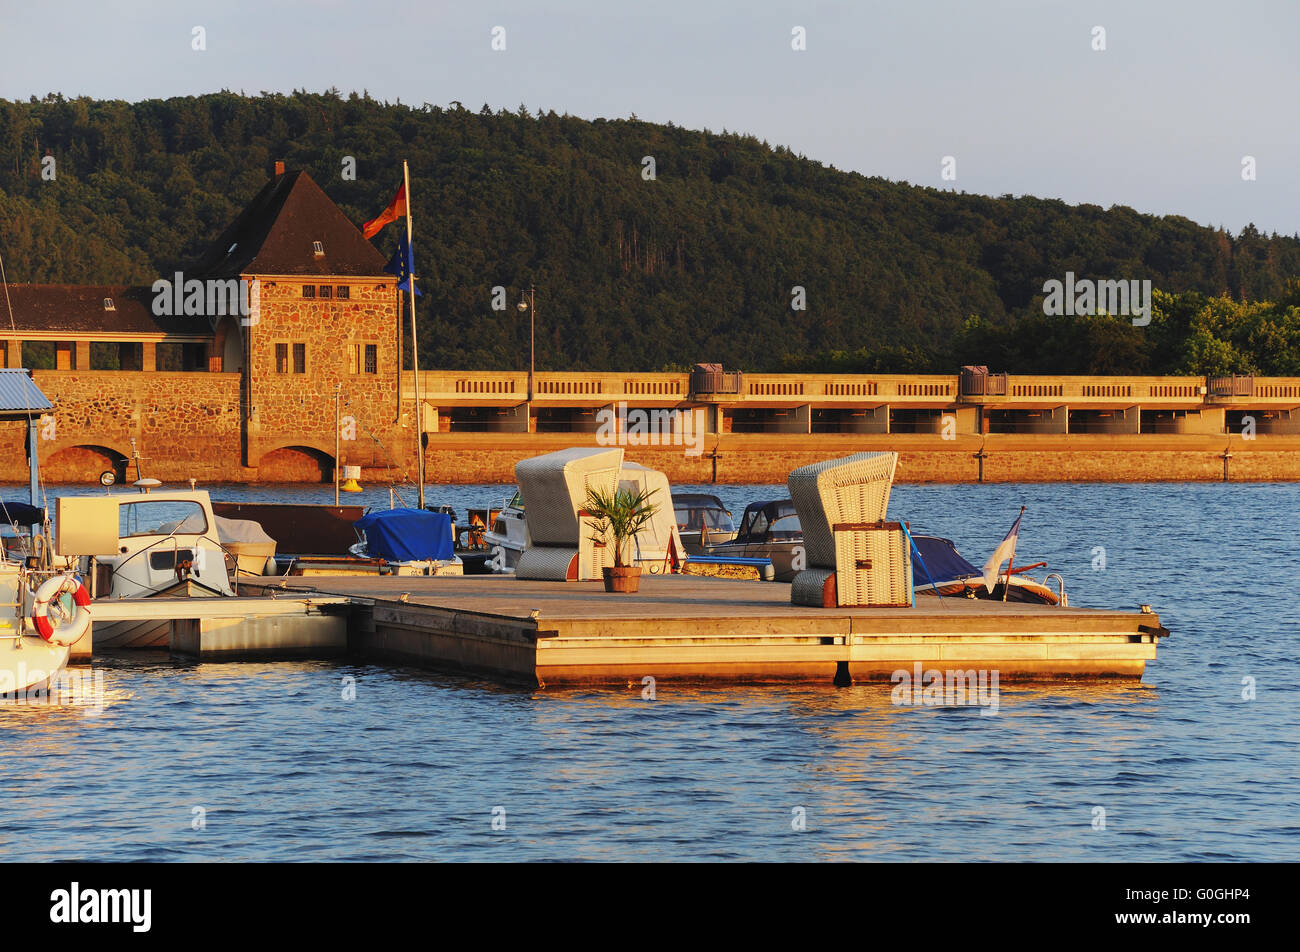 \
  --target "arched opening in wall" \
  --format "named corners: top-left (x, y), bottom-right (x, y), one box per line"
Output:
top-left (42, 445), bottom-right (129, 484)
top-left (213, 316), bottom-right (244, 374)
top-left (257, 446), bottom-right (333, 483)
